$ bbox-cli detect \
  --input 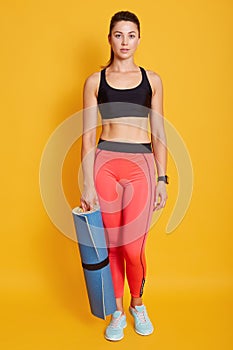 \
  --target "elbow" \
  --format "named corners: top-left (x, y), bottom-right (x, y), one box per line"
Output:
top-left (82, 131), bottom-right (96, 151)
top-left (152, 130), bottom-right (167, 144)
